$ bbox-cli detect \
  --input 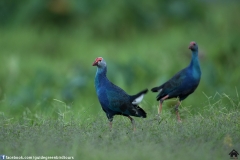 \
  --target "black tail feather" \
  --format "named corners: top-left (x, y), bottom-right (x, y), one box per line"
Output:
top-left (151, 87), bottom-right (160, 92)
top-left (130, 89), bottom-right (148, 102)
top-left (135, 105), bottom-right (147, 118)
